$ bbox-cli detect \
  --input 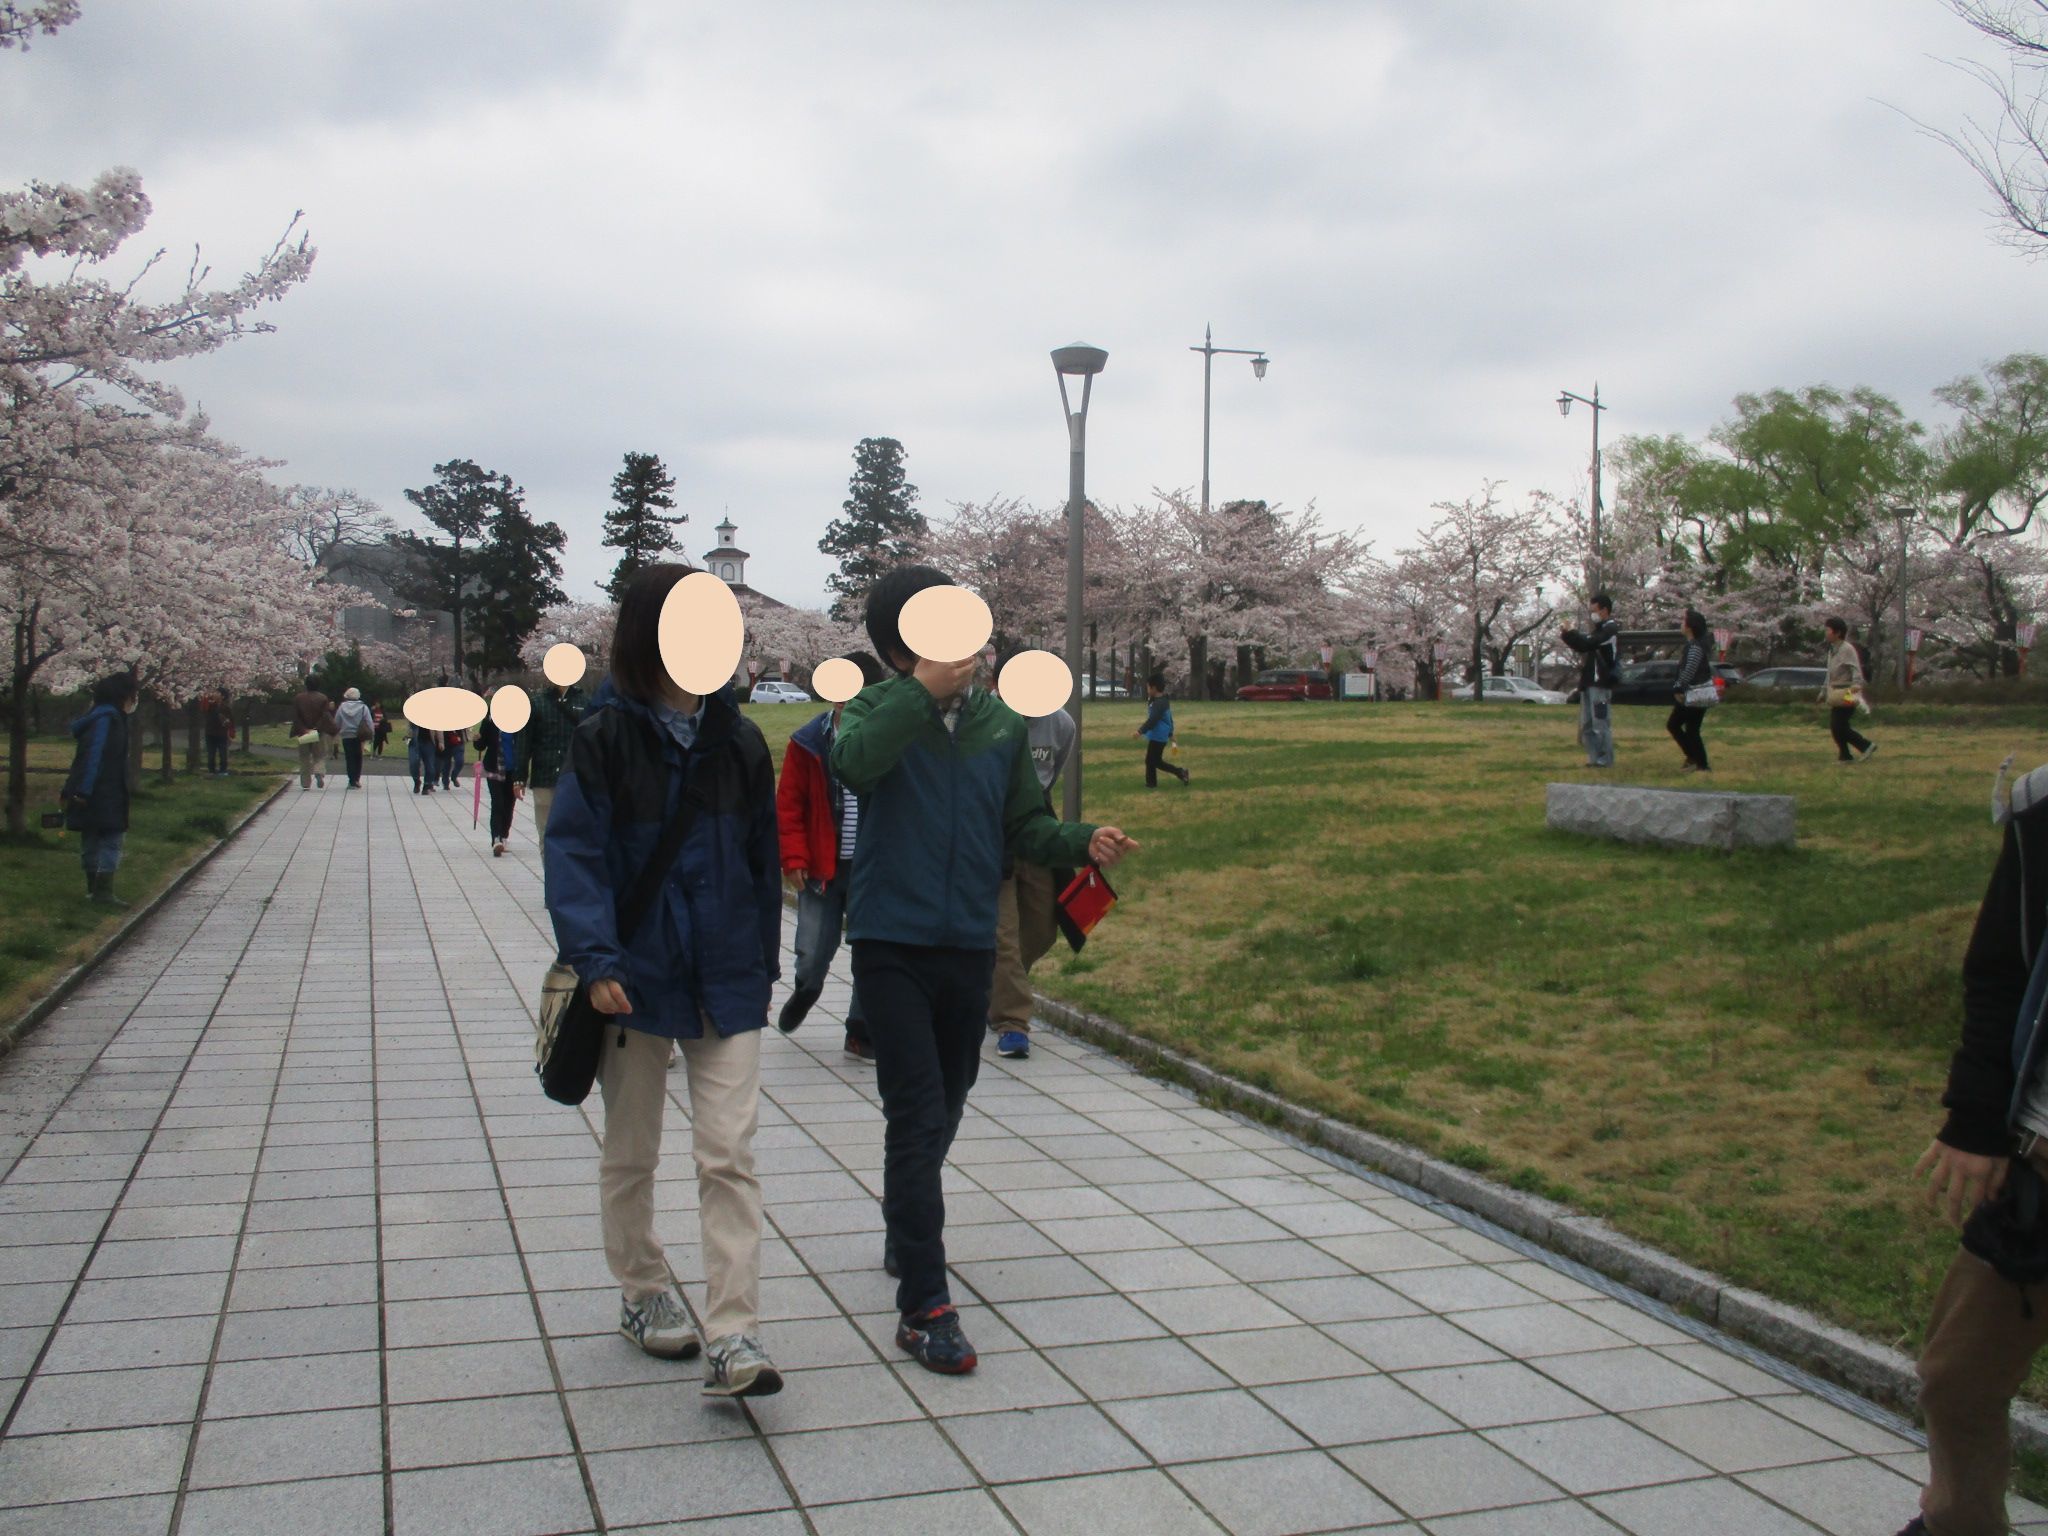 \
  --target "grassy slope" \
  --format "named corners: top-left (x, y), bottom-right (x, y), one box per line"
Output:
top-left (0, 738), bottom-right (284, 1025)
top-left (748, 694), bottom-right (2048, 1371)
